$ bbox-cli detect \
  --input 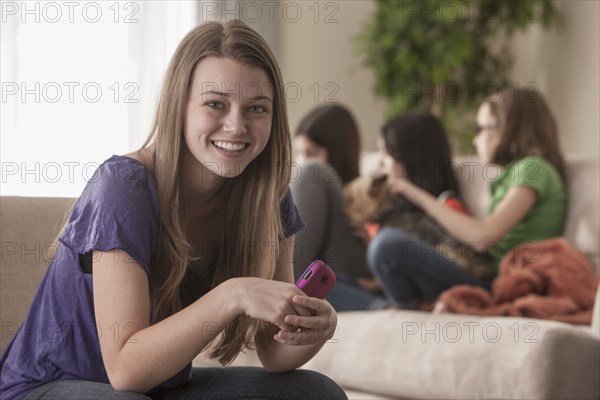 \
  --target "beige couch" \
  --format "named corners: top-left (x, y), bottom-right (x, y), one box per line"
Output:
top-left (1, 156), bottom-right (599, 399)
